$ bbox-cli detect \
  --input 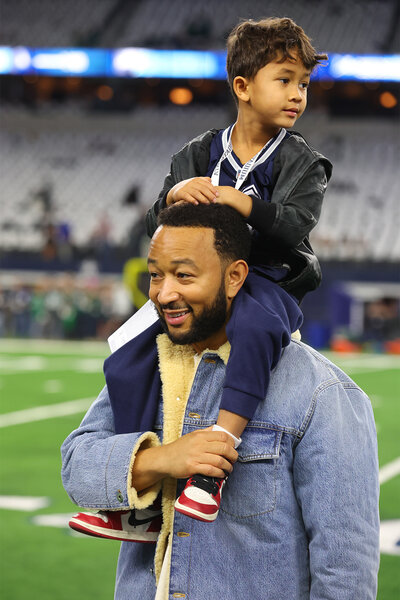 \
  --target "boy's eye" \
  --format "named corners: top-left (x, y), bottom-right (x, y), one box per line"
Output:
top-left (280, 78), bottom-right (289, 84)
top-left (300, 82), bottom-right (309, 89)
